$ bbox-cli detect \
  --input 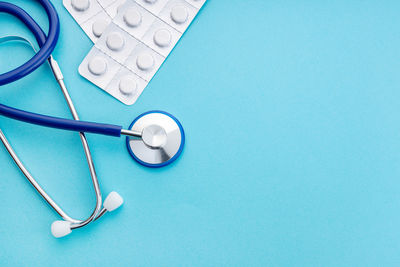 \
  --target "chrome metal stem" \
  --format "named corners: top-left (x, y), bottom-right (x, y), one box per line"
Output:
top-left (0, 130), bottom-right (80, 224)
top-left (120, 129), bottom-right (142, 138)
top-left (50, 56), bottom-right (105, 229)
